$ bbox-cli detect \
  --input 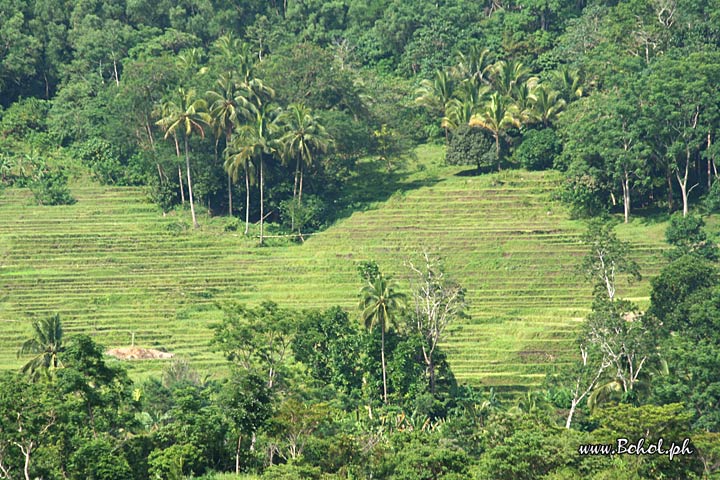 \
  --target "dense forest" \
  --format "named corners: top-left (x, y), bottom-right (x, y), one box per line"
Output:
top-left (2, 0), bottom-right (720, 478)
